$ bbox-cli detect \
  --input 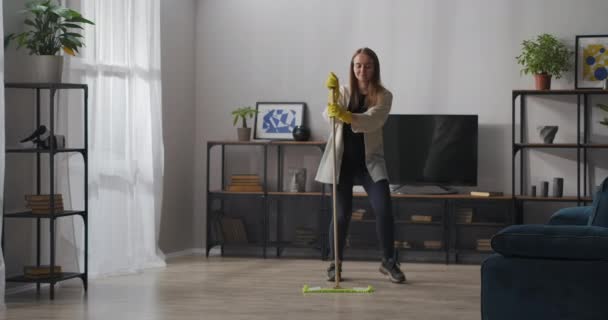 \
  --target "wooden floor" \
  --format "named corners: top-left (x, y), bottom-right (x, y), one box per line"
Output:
top-left (1, 256), bottom-right (481, 320)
